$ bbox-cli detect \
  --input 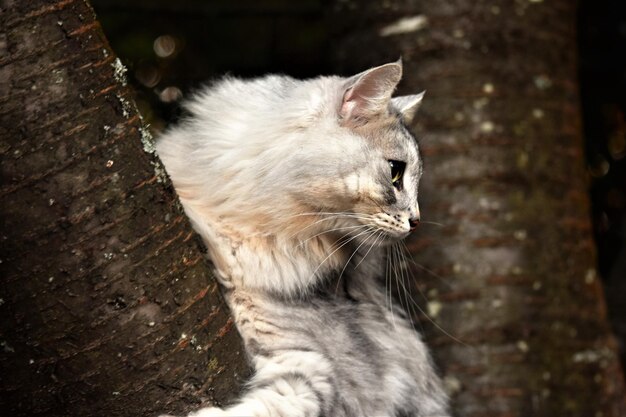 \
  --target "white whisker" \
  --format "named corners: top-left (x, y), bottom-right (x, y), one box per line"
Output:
top-left (296, 224), bottom-right (368, 247)
top-left (286, 212), bottom-right (374, 239)
top-left (335, 228), bottom-right (379, 294)
top-left (390, 242), bottom-right (403, 328)
top-left (399, 240), bottom-right (453, 290)
top-left (286, 211), bottom-right (373, 220)
top-left (395, 243), bottom-right (422, 335)
top-left (396, 241), bottom-right (468, 346)
top-left (418, 220), bottom-right (445, 227)
top-left (385, 244), bottom-right (391, 314)
top-left (308, 227), bottom-right (374, 282)
top-left (354, 231), bottom-right (384, 269)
